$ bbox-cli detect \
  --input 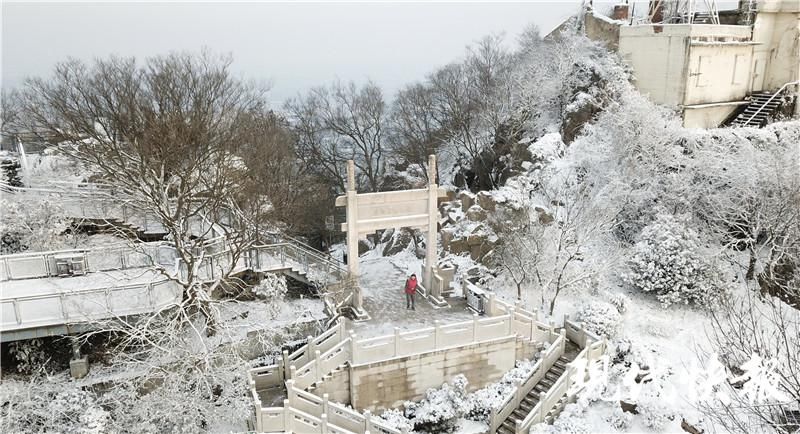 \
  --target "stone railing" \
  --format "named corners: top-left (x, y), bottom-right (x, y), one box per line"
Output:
top-left (482, 294), bottom-right (609, 433)
top-left (514, 322), bottom-right (607, 433)
top-left (489, 332), bottom-right (566, 433)
top-left (176, 243), bottom-right (347, 287)
top-left (248, 312), bottom-right (529, 432)
top-left (248, 287), bottom-right (607, 433)
top-left (250, 381), bottom-right (401, 434)
top-left (0, 243), bottom-right (175, 281)
top-left (1, 277), bottom-right (182, 338)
